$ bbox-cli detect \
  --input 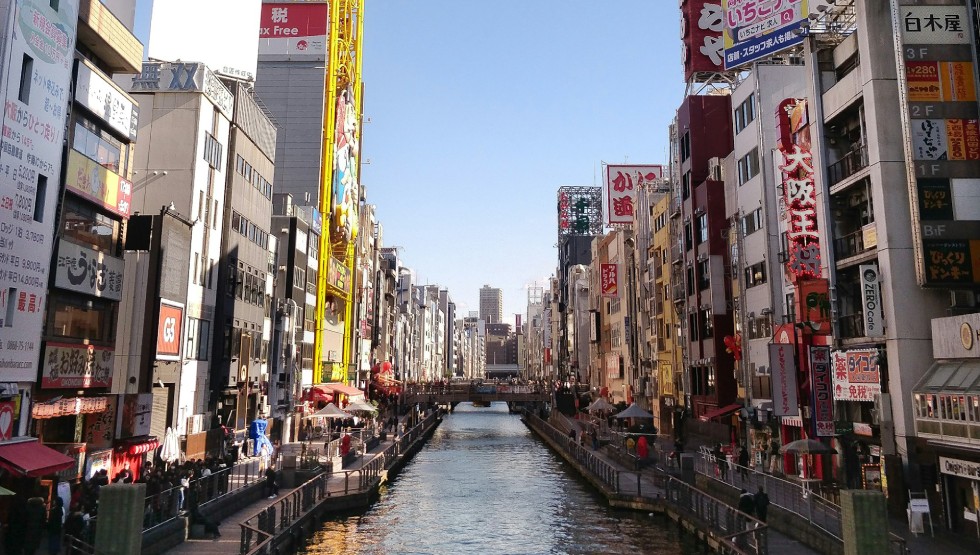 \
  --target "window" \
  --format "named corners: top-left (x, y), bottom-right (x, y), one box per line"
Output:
top-left (61, 196), bottom-right (120, 253)
top-left (212, 200), bottom-right (219, 229)
top-left (686, 266), bottom-right (695, 294)
top-left (49, 293), bottom-right (115, 342)
top-left (293, 268), bottom-right (306, 290)
top-left (737, 148), bottom-right (760, 185)
top-left (50, 0), bottom-right (59, 10)
top-left (185, 318), bottom-right (212, 361)
top-left (33, 175), bottom-right (46, 222)
top-left (734, 93), bottom-right (756, 135)
top-left (682, 171), bottom-right (691, 200)
top-left (72, 114), bottom-right (127, 173)
top-left (745, 262), bottom-right (767, 288)
top-left (689, 313), bottom-right (699, 341)
top-left (19, 54), bottom-right (33, 104)
top-left (740, 208), bottom-right (763, 236)
top-left (697, 213), bottom-right (708, 243)
top-left (697, 259), bottom-right (710, 290)
top-left (700, 308), bottom-right (713, 338)
top-left (680, 132), bottom-right (691, 162)
top-left (684, 222), bottom-right (693, 250)
top-left (203, 133), bottom-right (223, 169)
